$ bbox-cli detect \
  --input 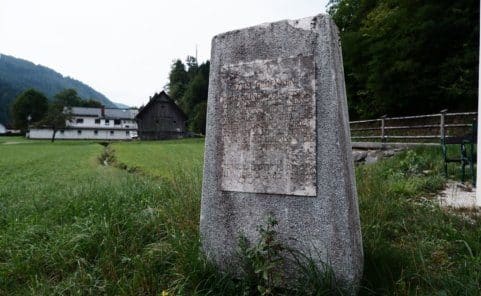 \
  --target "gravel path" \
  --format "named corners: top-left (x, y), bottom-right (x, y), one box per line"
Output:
top-left (436, 181), bottom-right (479, 209)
